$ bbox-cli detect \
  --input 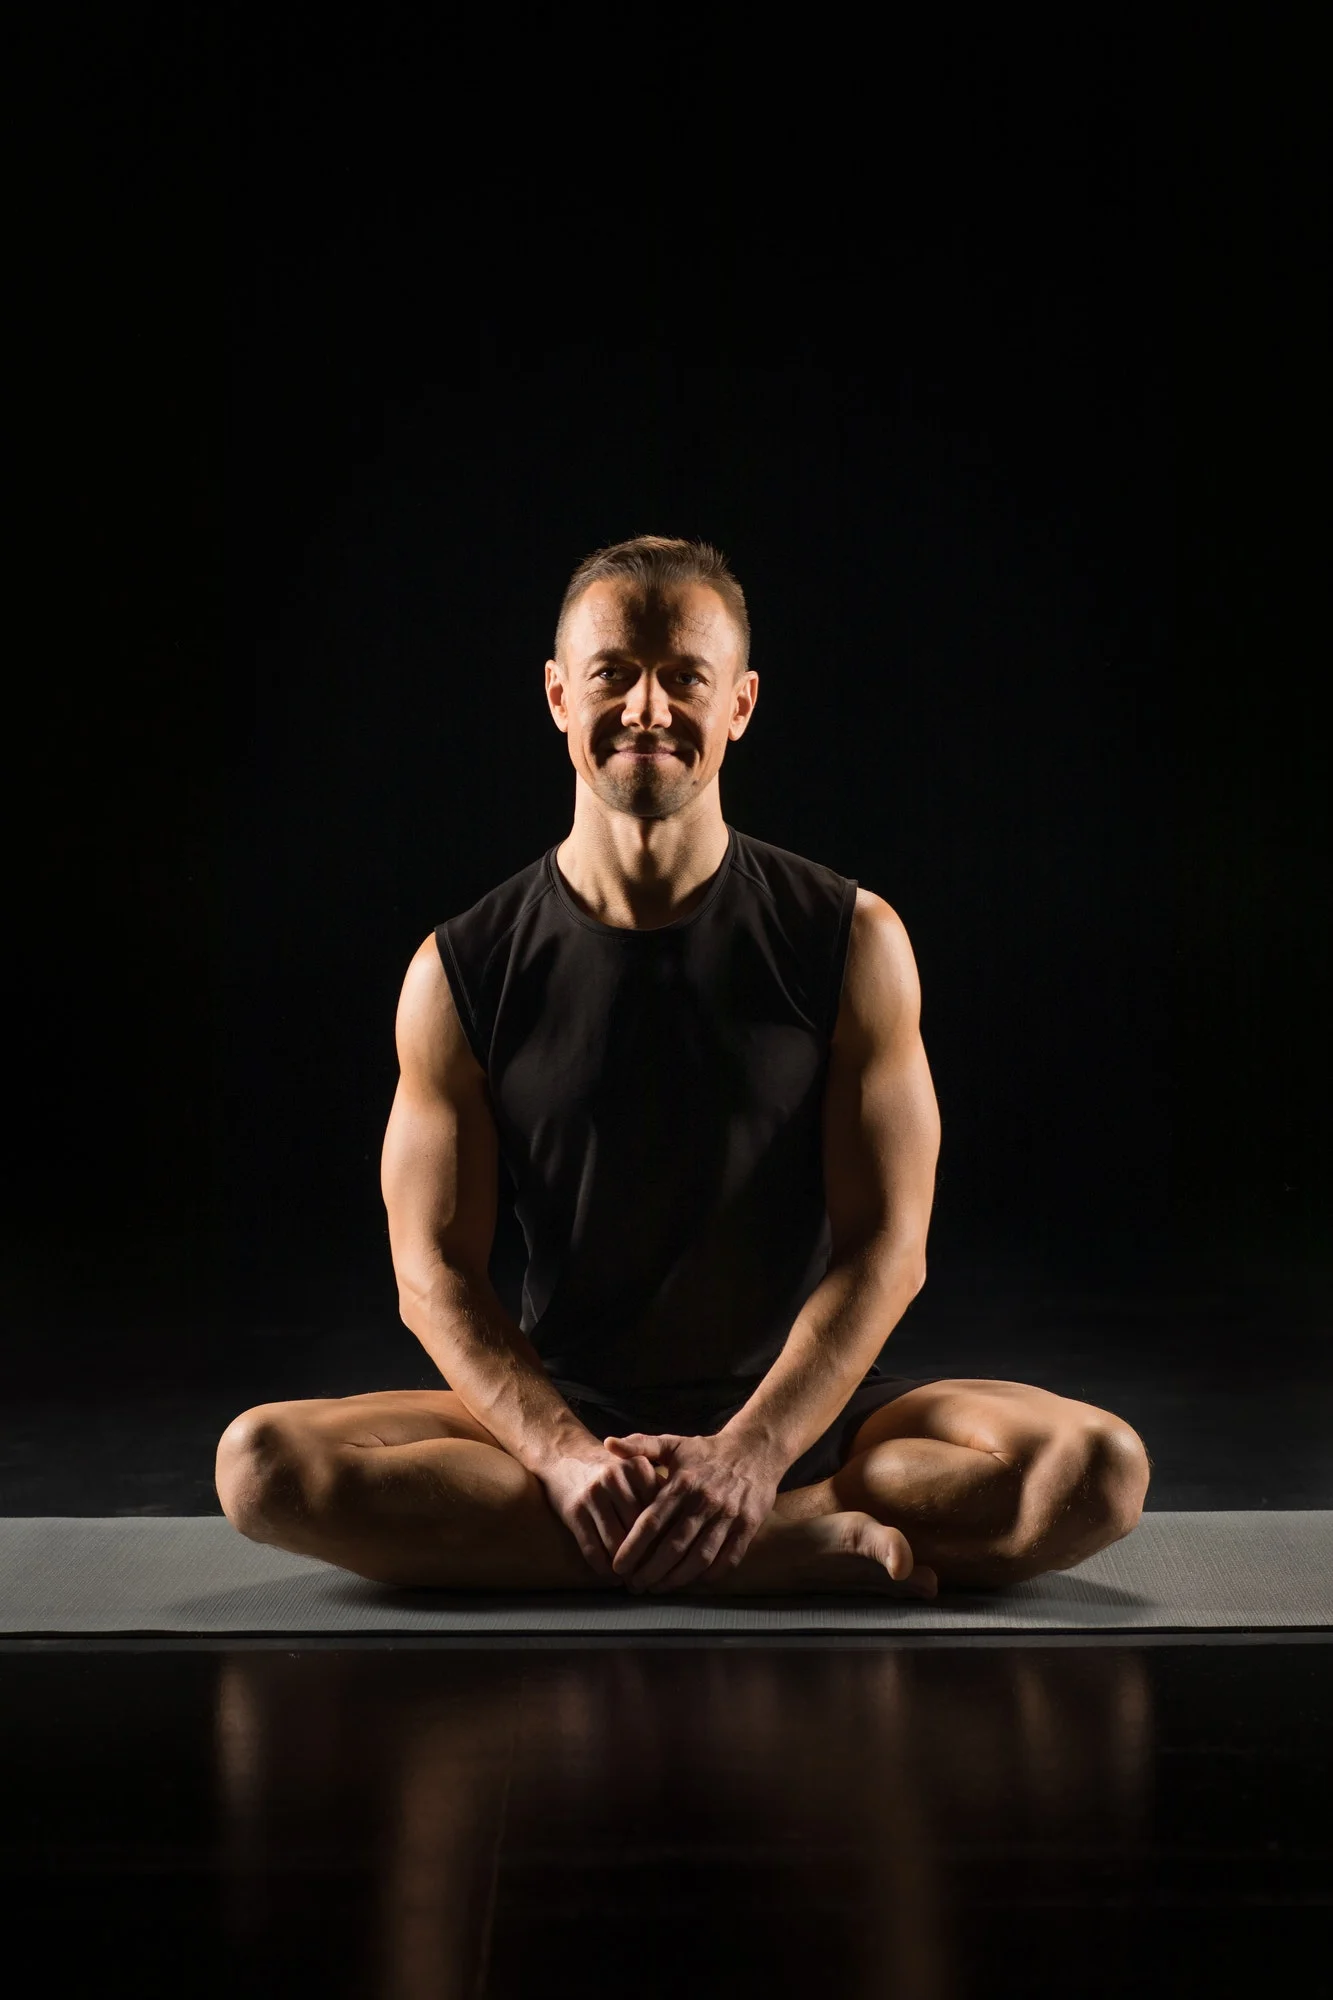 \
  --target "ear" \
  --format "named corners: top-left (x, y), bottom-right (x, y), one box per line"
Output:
top-left (544, 658), bottom-right (571, 734)
top-left (728, 668), bottom-right (759, 741)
